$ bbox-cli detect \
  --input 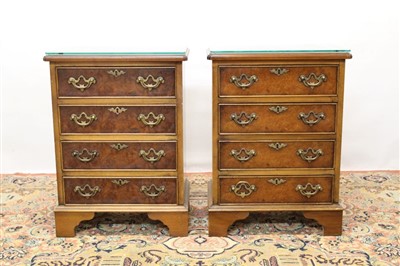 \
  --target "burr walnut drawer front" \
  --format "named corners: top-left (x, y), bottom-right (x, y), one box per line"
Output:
top-left (219, 65), bottom-right (337, 96)
top-left (62, 141), bottom-right (176, 170)
top-left (219, 140), bottom-right (334, 169)
top-left (64, 177), bottom-right (177, 204)
top-left (220, 103), bottom-right (336, 134)
top-left (57, 67), bottom-right (175, 97)
top-left (219, 176), bottom-right (332, 203)
top-left (60, 105), bottom-right (176, 134)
